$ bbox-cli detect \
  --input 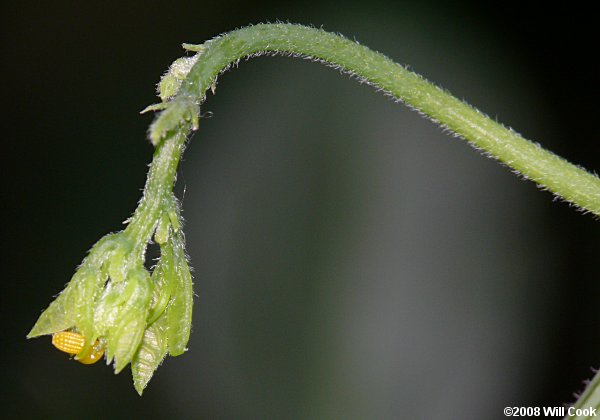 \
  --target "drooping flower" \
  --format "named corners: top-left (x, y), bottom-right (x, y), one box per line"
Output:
top-left (28, 196), bottom-right (193, 395)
